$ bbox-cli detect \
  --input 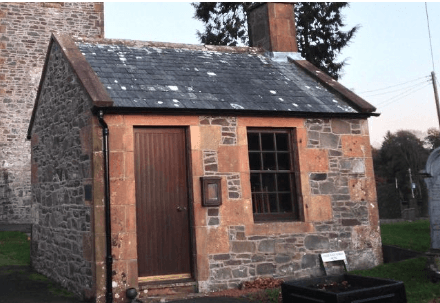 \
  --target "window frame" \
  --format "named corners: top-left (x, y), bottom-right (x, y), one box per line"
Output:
top-left (247, 128), bottom-right (302, 222)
